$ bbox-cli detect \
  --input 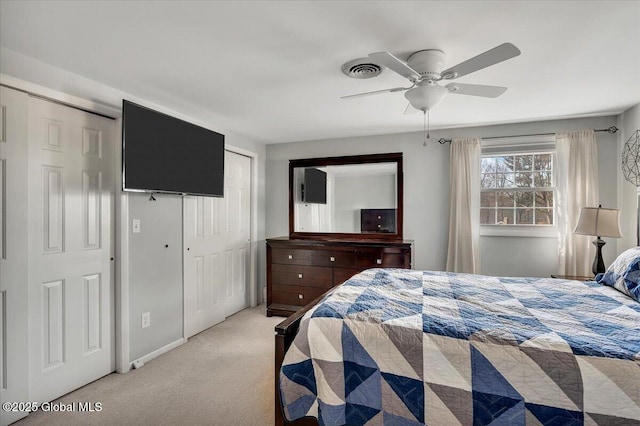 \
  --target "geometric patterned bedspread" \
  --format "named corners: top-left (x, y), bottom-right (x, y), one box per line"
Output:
top-left (280, 269), bottom-right (640, 425)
